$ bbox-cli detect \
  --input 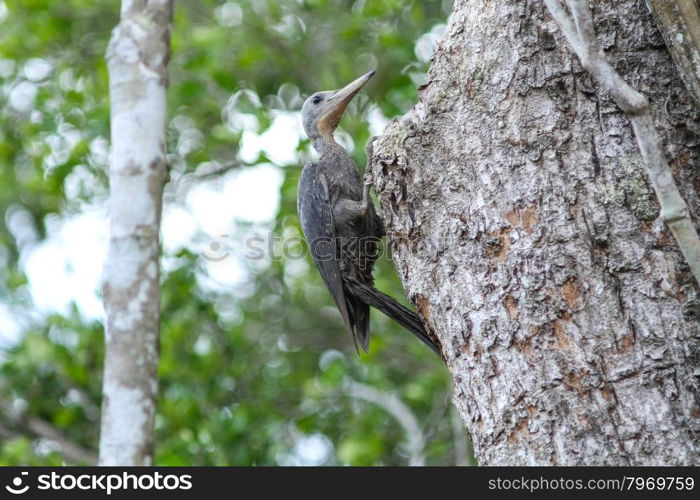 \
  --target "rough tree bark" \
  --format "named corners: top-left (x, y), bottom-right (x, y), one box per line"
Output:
top-left (99, 0), bottom-right (172, 466)
top-left (370, 0), bottom-right (700, 465)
